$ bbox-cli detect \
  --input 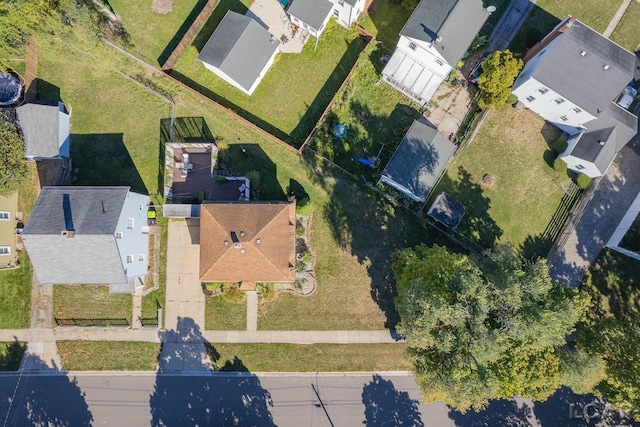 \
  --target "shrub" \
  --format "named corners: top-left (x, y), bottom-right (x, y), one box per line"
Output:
top-left (205, 282), bottom-right (223, 293)
top-left (295, 261), bottom-right (307, 273)
top-left (294, 277), bottom-right (308, 291)
top-left (553, 157), bottom-right (567, 173)
top-left (301, 250), bottom-right (312, 265)
top-left (256, 283), bottom-right (276, 302)
top-left (506, 93), bottom-right (518, 105)
top-left (576, 173), bottom-right (592, 189)
top-left (296, 197), bottom-right (315, 215)
top-left (222, 283), bottom-right (245, 303)
top-left (296, 221), bottom-right (306, 237)
top-left (553, 139), bottom-right (568, 154)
